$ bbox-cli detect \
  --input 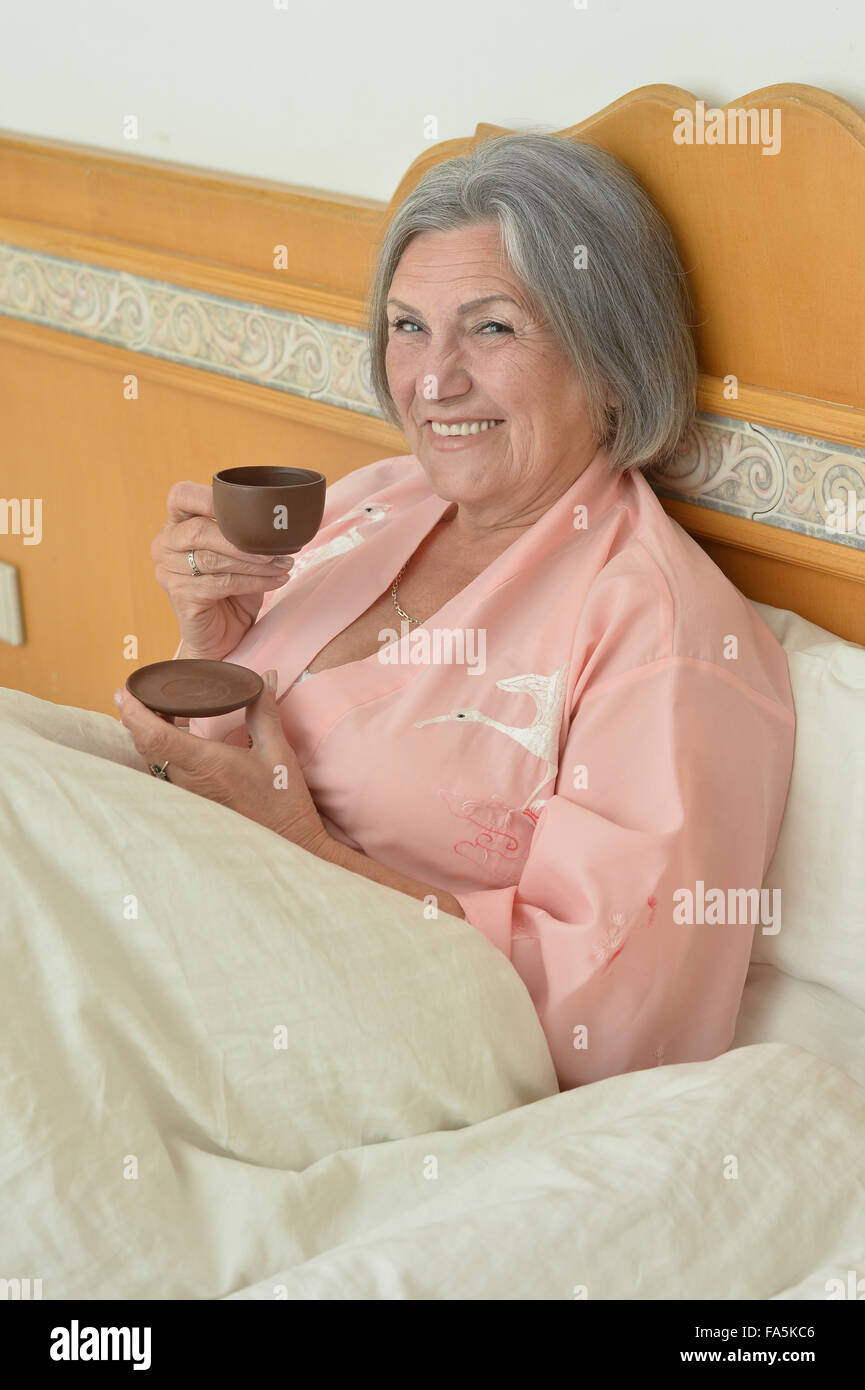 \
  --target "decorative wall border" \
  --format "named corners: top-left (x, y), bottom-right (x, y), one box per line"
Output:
top-left (647, 417), bottom-right (865, 551)
top-left (2, 240), bottom-right (864, 550)
top-left (0, 242), bottom-right (377, 417)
